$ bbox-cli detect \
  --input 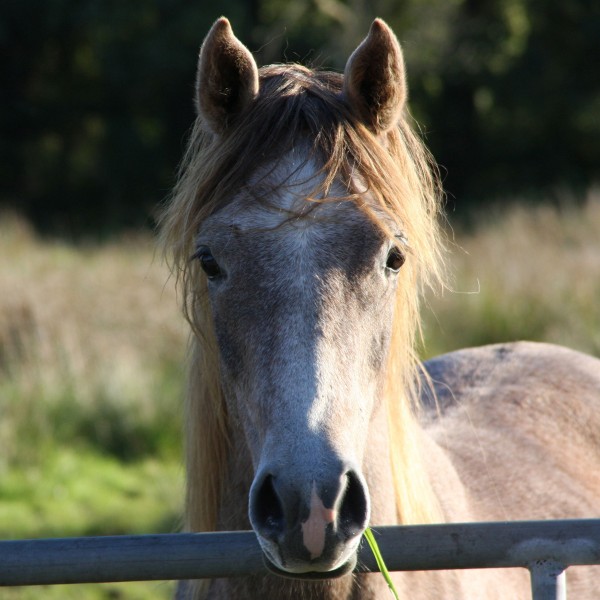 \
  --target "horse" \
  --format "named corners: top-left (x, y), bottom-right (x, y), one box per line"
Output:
top-left (160, 17), bottom-right (600, 599)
